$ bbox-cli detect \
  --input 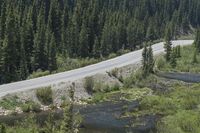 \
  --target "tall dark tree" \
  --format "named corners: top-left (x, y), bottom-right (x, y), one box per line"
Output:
top-left (79, 20), bottom-right (90, 57)
top-left (164, 26), bottom-right (172, 61)
top-left (33, 7), bottom-right (48, 71)
top-left (194, 28), bottom-right (200, 52)
top-left (19, 43), bottom-right (29, 80)
top-left (48, 33), bottom-right (57, 72)
top-left (142, 43), bottom-right (154, 77)
top-left (2, 7), bottom-right (19, 83)
top-left (170, 49), bottom-right (177, 68)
